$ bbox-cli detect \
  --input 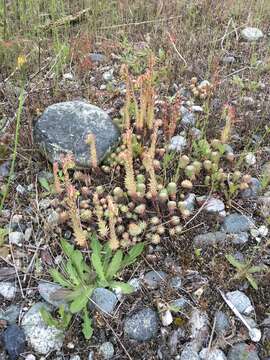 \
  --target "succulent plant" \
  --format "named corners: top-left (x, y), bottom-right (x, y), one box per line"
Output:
top-left (167, 182), bottom-right (177, 199)
top-left (134, 204), bottom-right (146, 215)
top-left (181, 179), bottom-right (193, 190)
top-left (179, 155), bottom-right (190, 168)
top-left (151, 234), bottom-right (161, 244)
top-left (158, 188), bottom-right (169, 203)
